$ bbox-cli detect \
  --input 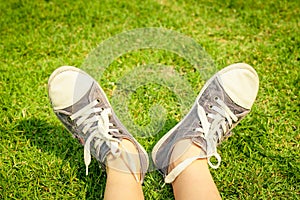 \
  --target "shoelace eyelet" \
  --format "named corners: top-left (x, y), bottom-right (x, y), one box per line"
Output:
top-left (67, 116), bottom-right (73, 123)
top-left (214, 96), bottom-right (219, 101)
